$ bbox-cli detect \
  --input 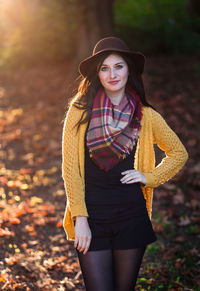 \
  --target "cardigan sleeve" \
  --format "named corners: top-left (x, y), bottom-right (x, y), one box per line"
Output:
top-left (62, 104), bottom-right (88, 218)
top-left (143, 109), bottom-right (189, 188)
